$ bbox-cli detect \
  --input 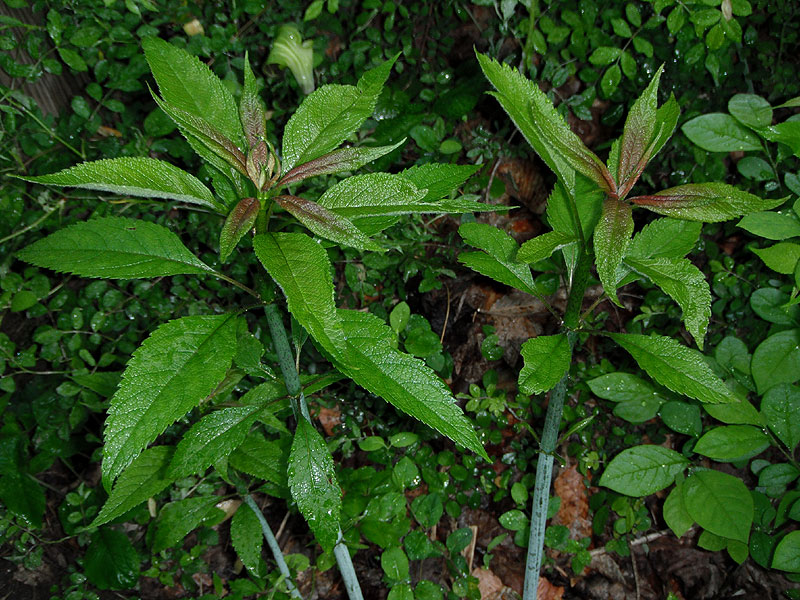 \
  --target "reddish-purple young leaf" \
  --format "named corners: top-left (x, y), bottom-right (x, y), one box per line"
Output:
top-left (240, 53), bottom-right (267, 150)
top-left (153, 92), bottom-right (247, 176)
top-left (277, 140), bottom-right (404, 187)
top-left (276, 195), bottom-right (381, 251)
top-left (220, 197), bottom-right (260, 261)
top-left (630, 183), bottom-right (783, 222)
top-left (594, 197), bottom-right (634, 306)
top-left (618, 65), bottom-right (663, 192)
